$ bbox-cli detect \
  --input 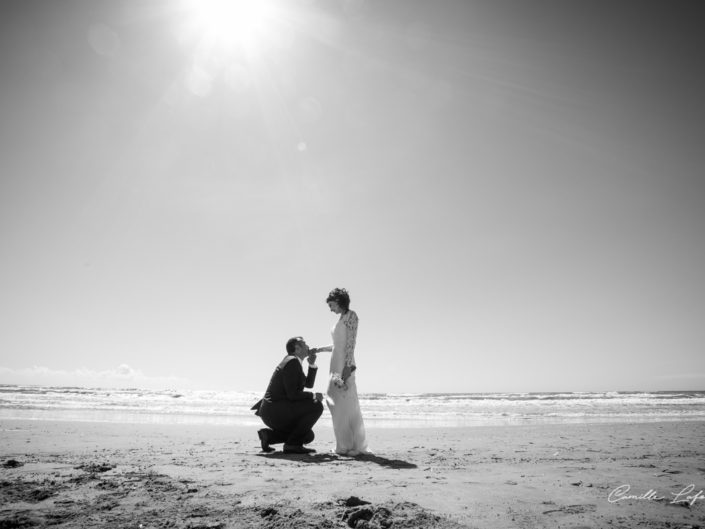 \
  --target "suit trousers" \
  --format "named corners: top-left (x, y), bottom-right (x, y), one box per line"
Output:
top-left (259, 399), bottom-right (324, 446)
